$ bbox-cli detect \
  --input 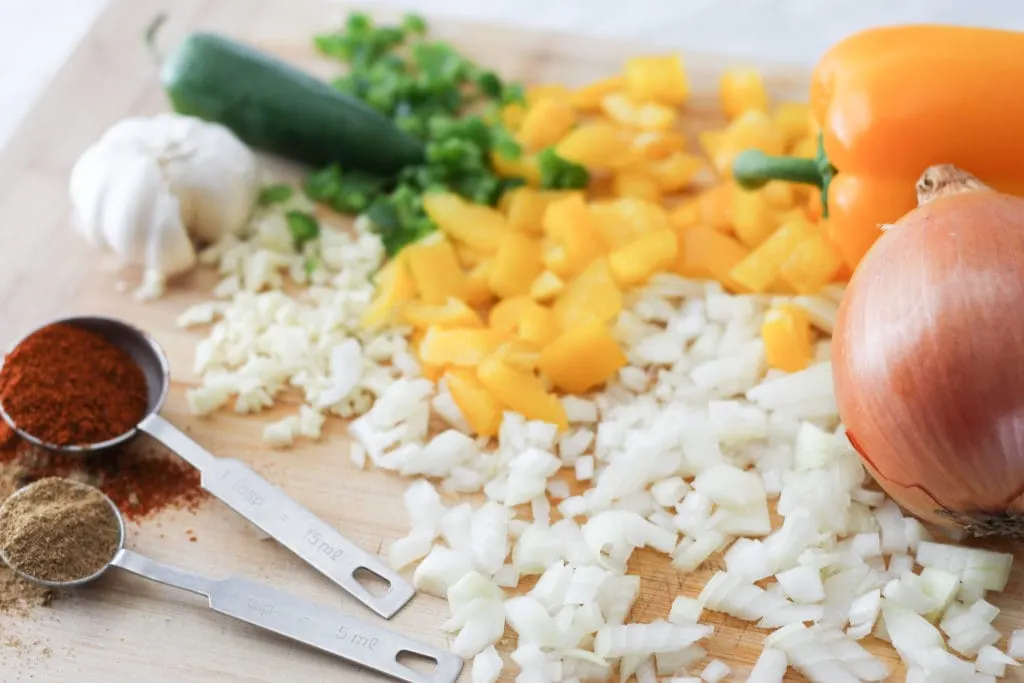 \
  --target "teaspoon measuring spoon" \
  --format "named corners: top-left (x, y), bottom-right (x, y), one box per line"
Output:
top-left (0, 480), bottom-right (462, 683)
top-left (0, 316), bottom-right (415, 619)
